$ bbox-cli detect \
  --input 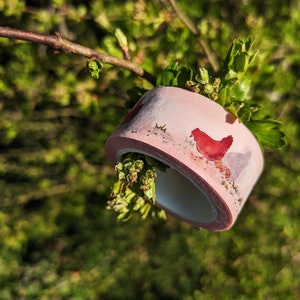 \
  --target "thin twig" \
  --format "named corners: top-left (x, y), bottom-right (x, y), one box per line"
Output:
top-left (168, 0), bottom-right (220, 72)
top-left (0, 26), bottom-right (156, 85)
top-left (168, 0), bottom-right (198, 35)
